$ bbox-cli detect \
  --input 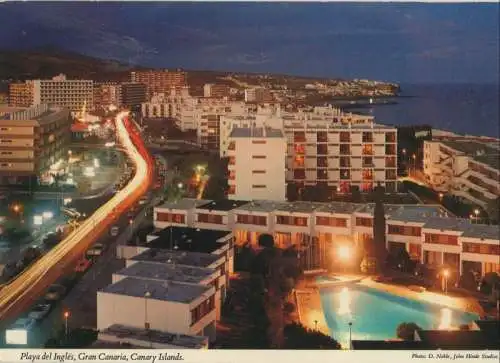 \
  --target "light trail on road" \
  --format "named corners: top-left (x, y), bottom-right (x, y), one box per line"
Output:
top-left (0, 111), bottom-right (153, 322)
